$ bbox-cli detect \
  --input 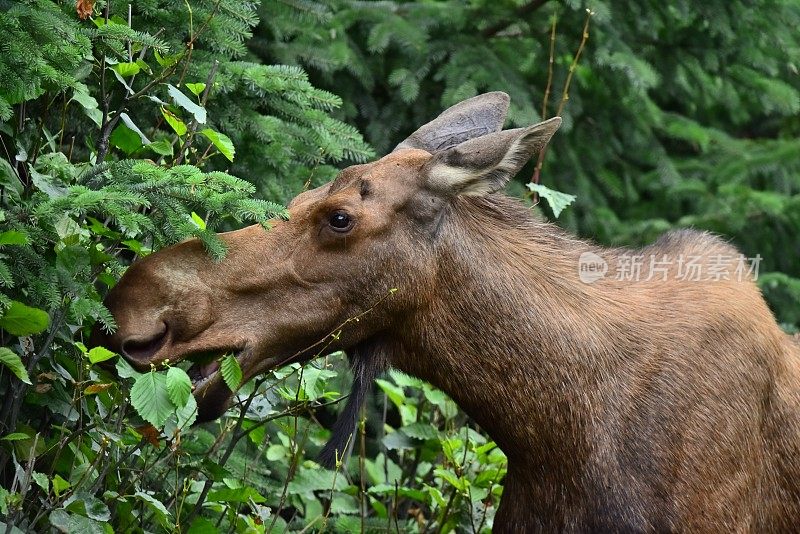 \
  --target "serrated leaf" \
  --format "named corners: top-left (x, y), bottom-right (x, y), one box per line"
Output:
top-left (0, 231), bottom-right (28, 246)
top-left (166, 367), bottom-right (192, 407)
top-left (87, 346), bottom-right (116, 364)
top-left (0, 348), bottom-right (31, 384)
top-left (167, 84), bottom-right (206, 123)
top-left (199, 129), bottom-right (234, 161)
top-left (130, 372), bottom-right (174, 427)
top-left (0, 301), bottom-right (49, 336)
top-left (161, 107), bottom-right (187, 136)
top-left (220, 354), bottom-right (242, 391)
top-left (526, 183), bottom-right (576, 218)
